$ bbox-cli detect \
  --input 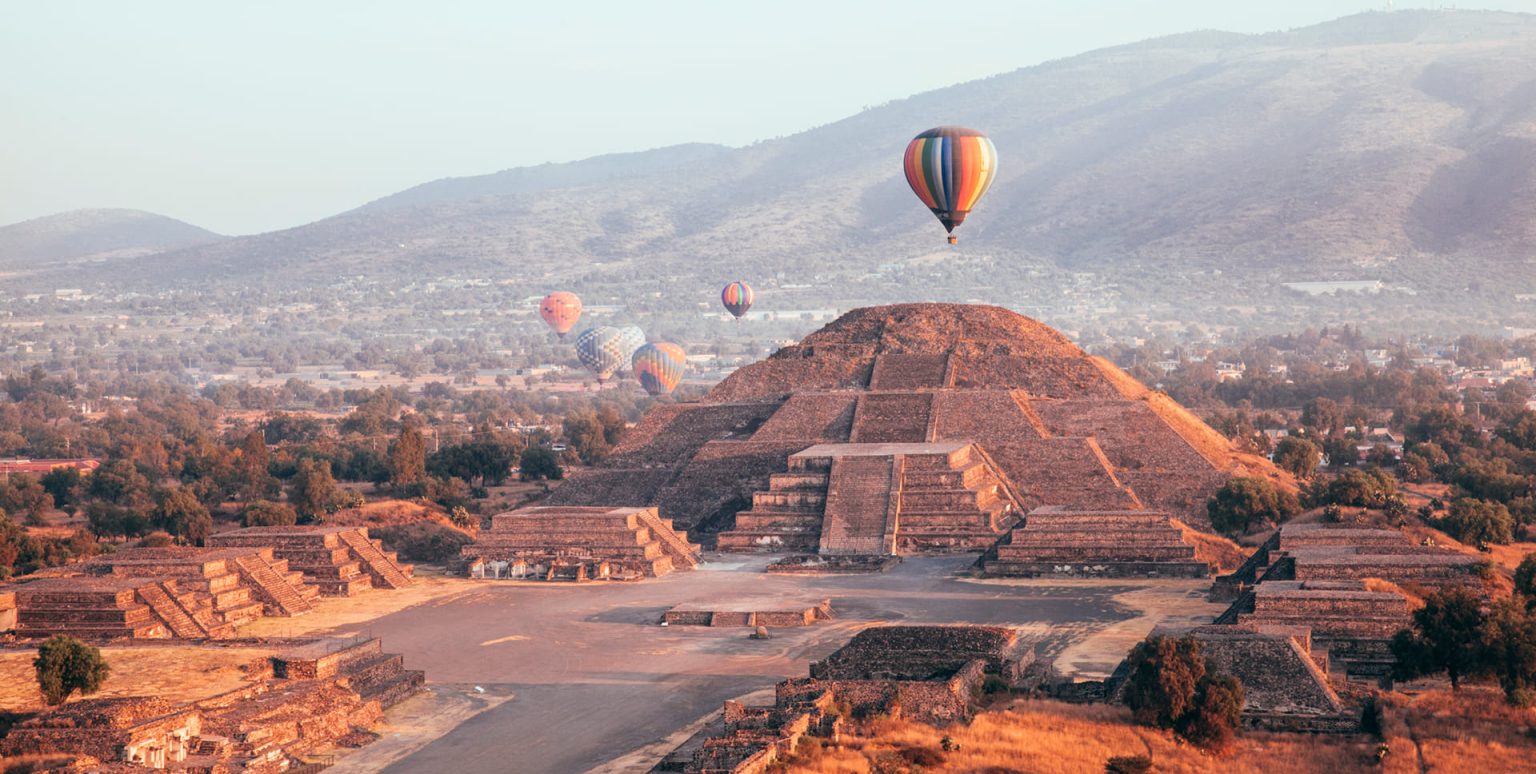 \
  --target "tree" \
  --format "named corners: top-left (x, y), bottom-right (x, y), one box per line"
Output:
top-left (241, 499), bottom-right (298, 527)
top-left (39, 466), bottom-right (82, 511)
top-left (151, 487), bottom-right (211, 545)
top-left (1516, 553), bottom-right (1536, 602)
top-left (519, 447), bottom-right (562, 481)
top-left (1124, 635), bottom-right (1205, 729)
top-left (34, 635), bottom-right (109, 705)
top-left (289, 458), bottom-right (343, 522)
top-left (1123, 635), bottom-right (1243, 751)
top-left (1391, 585), bottom-right (1489, 690)
top-left (1306, 468), bottom-right (1398, 509)
top-left (1207, 477), bottom-right (1300, 537)
top-left (1176, 674), bottom-right (1245, 752)
top-left (388, 425), bottom-right (428, 492)
top-left (236, 430), bottom-right (277, 501)
top-left (1272, 436), bottom-right (1322, 479)
top-left (1441, 498), bottom-right (1514, 546)
top-left (1300, 397), bottom-right (1341, 435)
top-left (562, 411), bottom-right (610, 464)
top-left (1481, 600), bottom-right (1536, 706)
